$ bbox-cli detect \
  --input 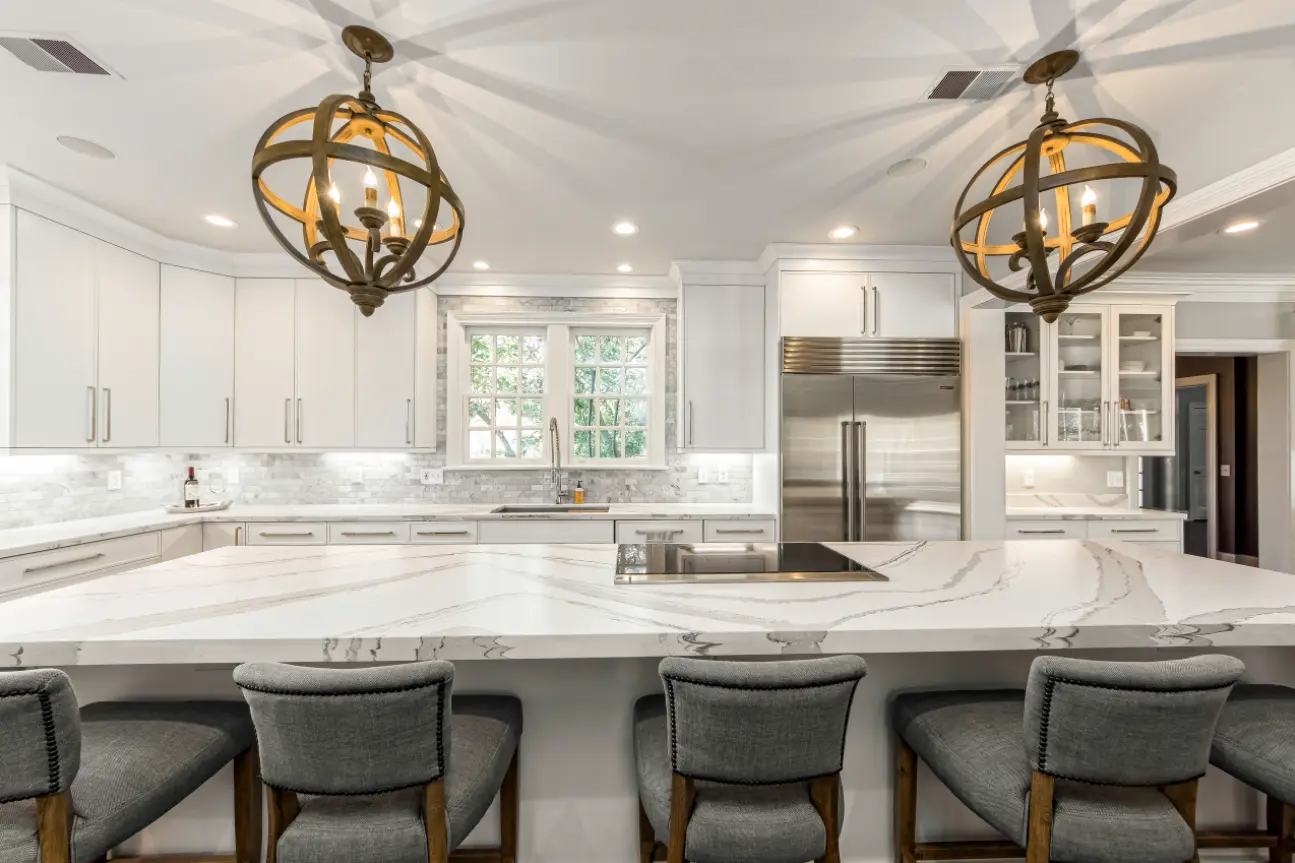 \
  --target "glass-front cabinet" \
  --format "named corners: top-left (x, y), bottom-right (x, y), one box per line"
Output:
top-left (1004, 302), bottom-right (1174, 455)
